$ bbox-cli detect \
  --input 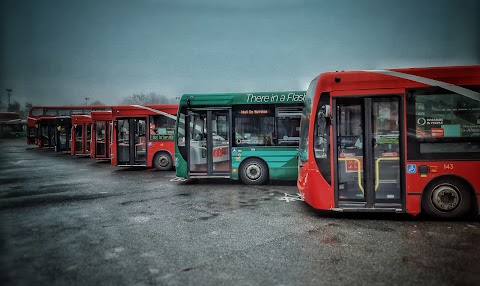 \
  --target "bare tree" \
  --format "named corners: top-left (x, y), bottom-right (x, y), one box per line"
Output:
top-left (20, 102), bottom-right (33, 119)
top-left (8, 101), bottom-right (21, 113)
top-left (120, 92), bottom-right (173, 105)
top-left (89, 100), bottom-right (105, 106)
